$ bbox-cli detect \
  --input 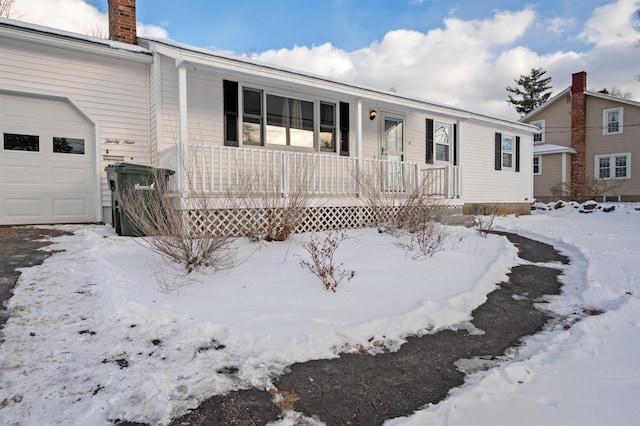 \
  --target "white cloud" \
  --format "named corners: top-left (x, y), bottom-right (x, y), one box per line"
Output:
top-left (578, 0), bottom-right (639, 46)
top-left (547, 16), bottom-right (577, 34)
top-left (11, 0), bottom-right (168, 39)
top-left (255, 2), bottom-right (639, 120)
top-left (137, 23), bottom-right (168, 39)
